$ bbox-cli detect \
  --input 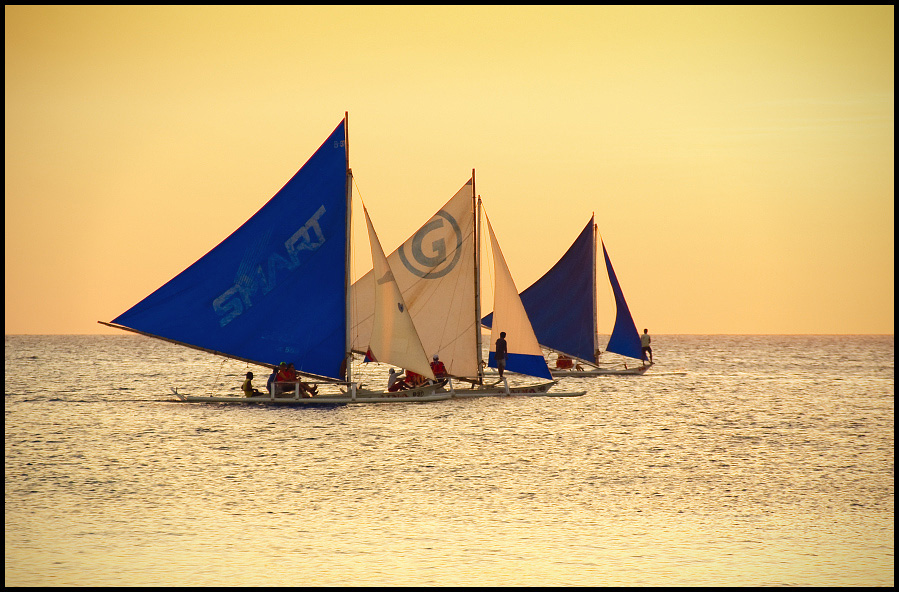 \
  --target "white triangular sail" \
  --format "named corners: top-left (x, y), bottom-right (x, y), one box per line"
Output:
top-left (485, 215), bottom-right (553, 380)
top-left (352, 180), bottom-right (477, 377)
top-left (363, 205), bottom-right (435, 380)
